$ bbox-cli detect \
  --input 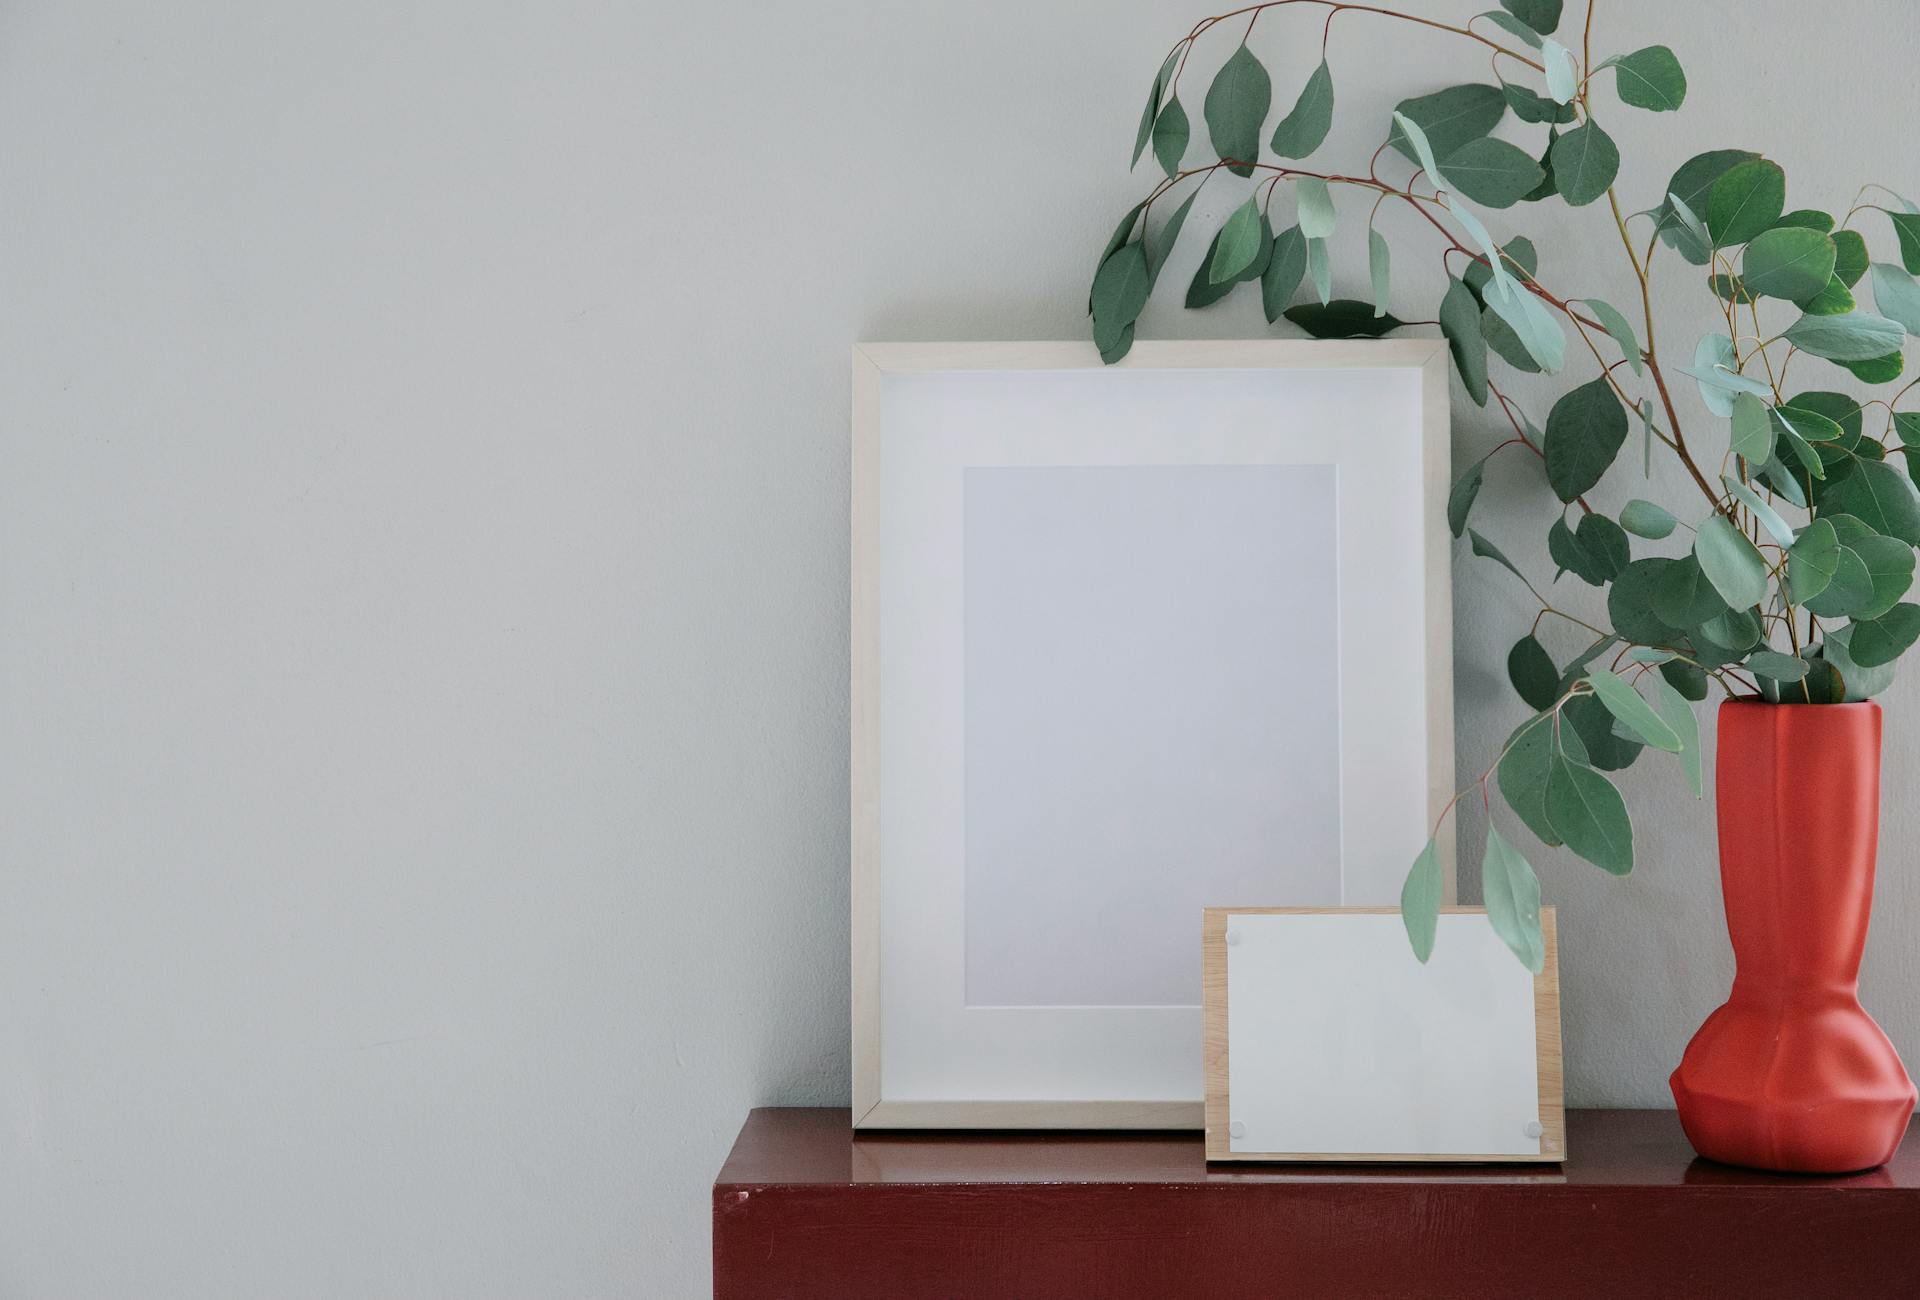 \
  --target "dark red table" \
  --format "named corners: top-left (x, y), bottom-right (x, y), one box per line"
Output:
top-left (712, 1107), bottom-right (1920, 1298)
